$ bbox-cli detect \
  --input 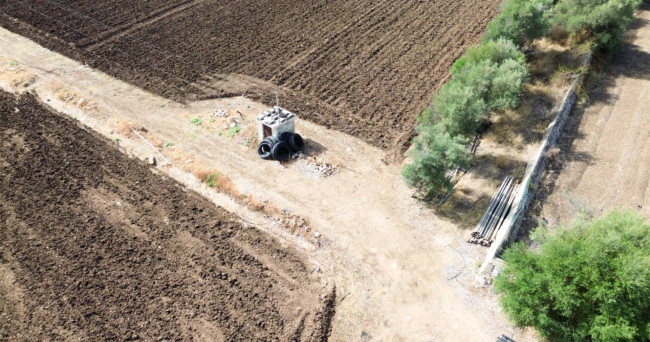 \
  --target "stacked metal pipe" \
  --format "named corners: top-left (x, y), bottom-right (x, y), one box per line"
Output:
top-left (468, 176), bottom-right (518, 247)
